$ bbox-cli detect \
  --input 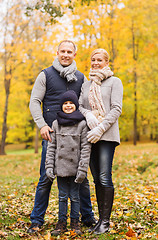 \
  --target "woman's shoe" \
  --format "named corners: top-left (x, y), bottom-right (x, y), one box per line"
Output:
top-left (88, 219), bottom-right (101, 233)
